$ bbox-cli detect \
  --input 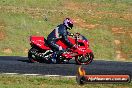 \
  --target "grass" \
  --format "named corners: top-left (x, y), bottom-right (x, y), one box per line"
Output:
top-left (0, 11), bottom-right (55, 55)
top-left (0, 75), bottom-right (131, 88)
top-left (0, 0), bottom-right (63, 8)
top-left (0, 1), bottom-right (132, 87)
top-left (0, 0), bottom-right (132, 61)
